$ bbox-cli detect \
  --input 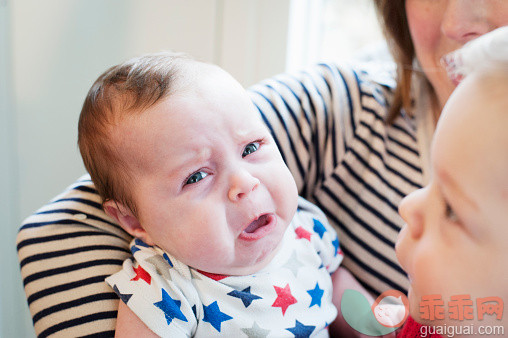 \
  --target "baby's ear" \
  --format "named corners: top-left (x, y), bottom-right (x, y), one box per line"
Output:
top-left (103, 200), bottom-right (154, 245)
